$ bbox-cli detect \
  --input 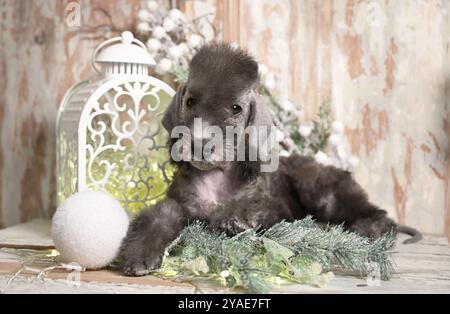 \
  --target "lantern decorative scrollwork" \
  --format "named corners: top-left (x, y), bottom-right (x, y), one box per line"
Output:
top-left (57, 31), bottom-right (175, 214)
